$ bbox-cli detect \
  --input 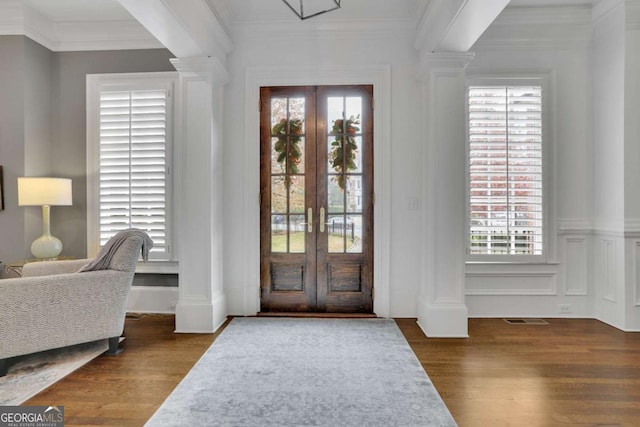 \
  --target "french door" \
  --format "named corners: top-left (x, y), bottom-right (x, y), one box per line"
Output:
top-left (259, 85), bottom-right (374, 313)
